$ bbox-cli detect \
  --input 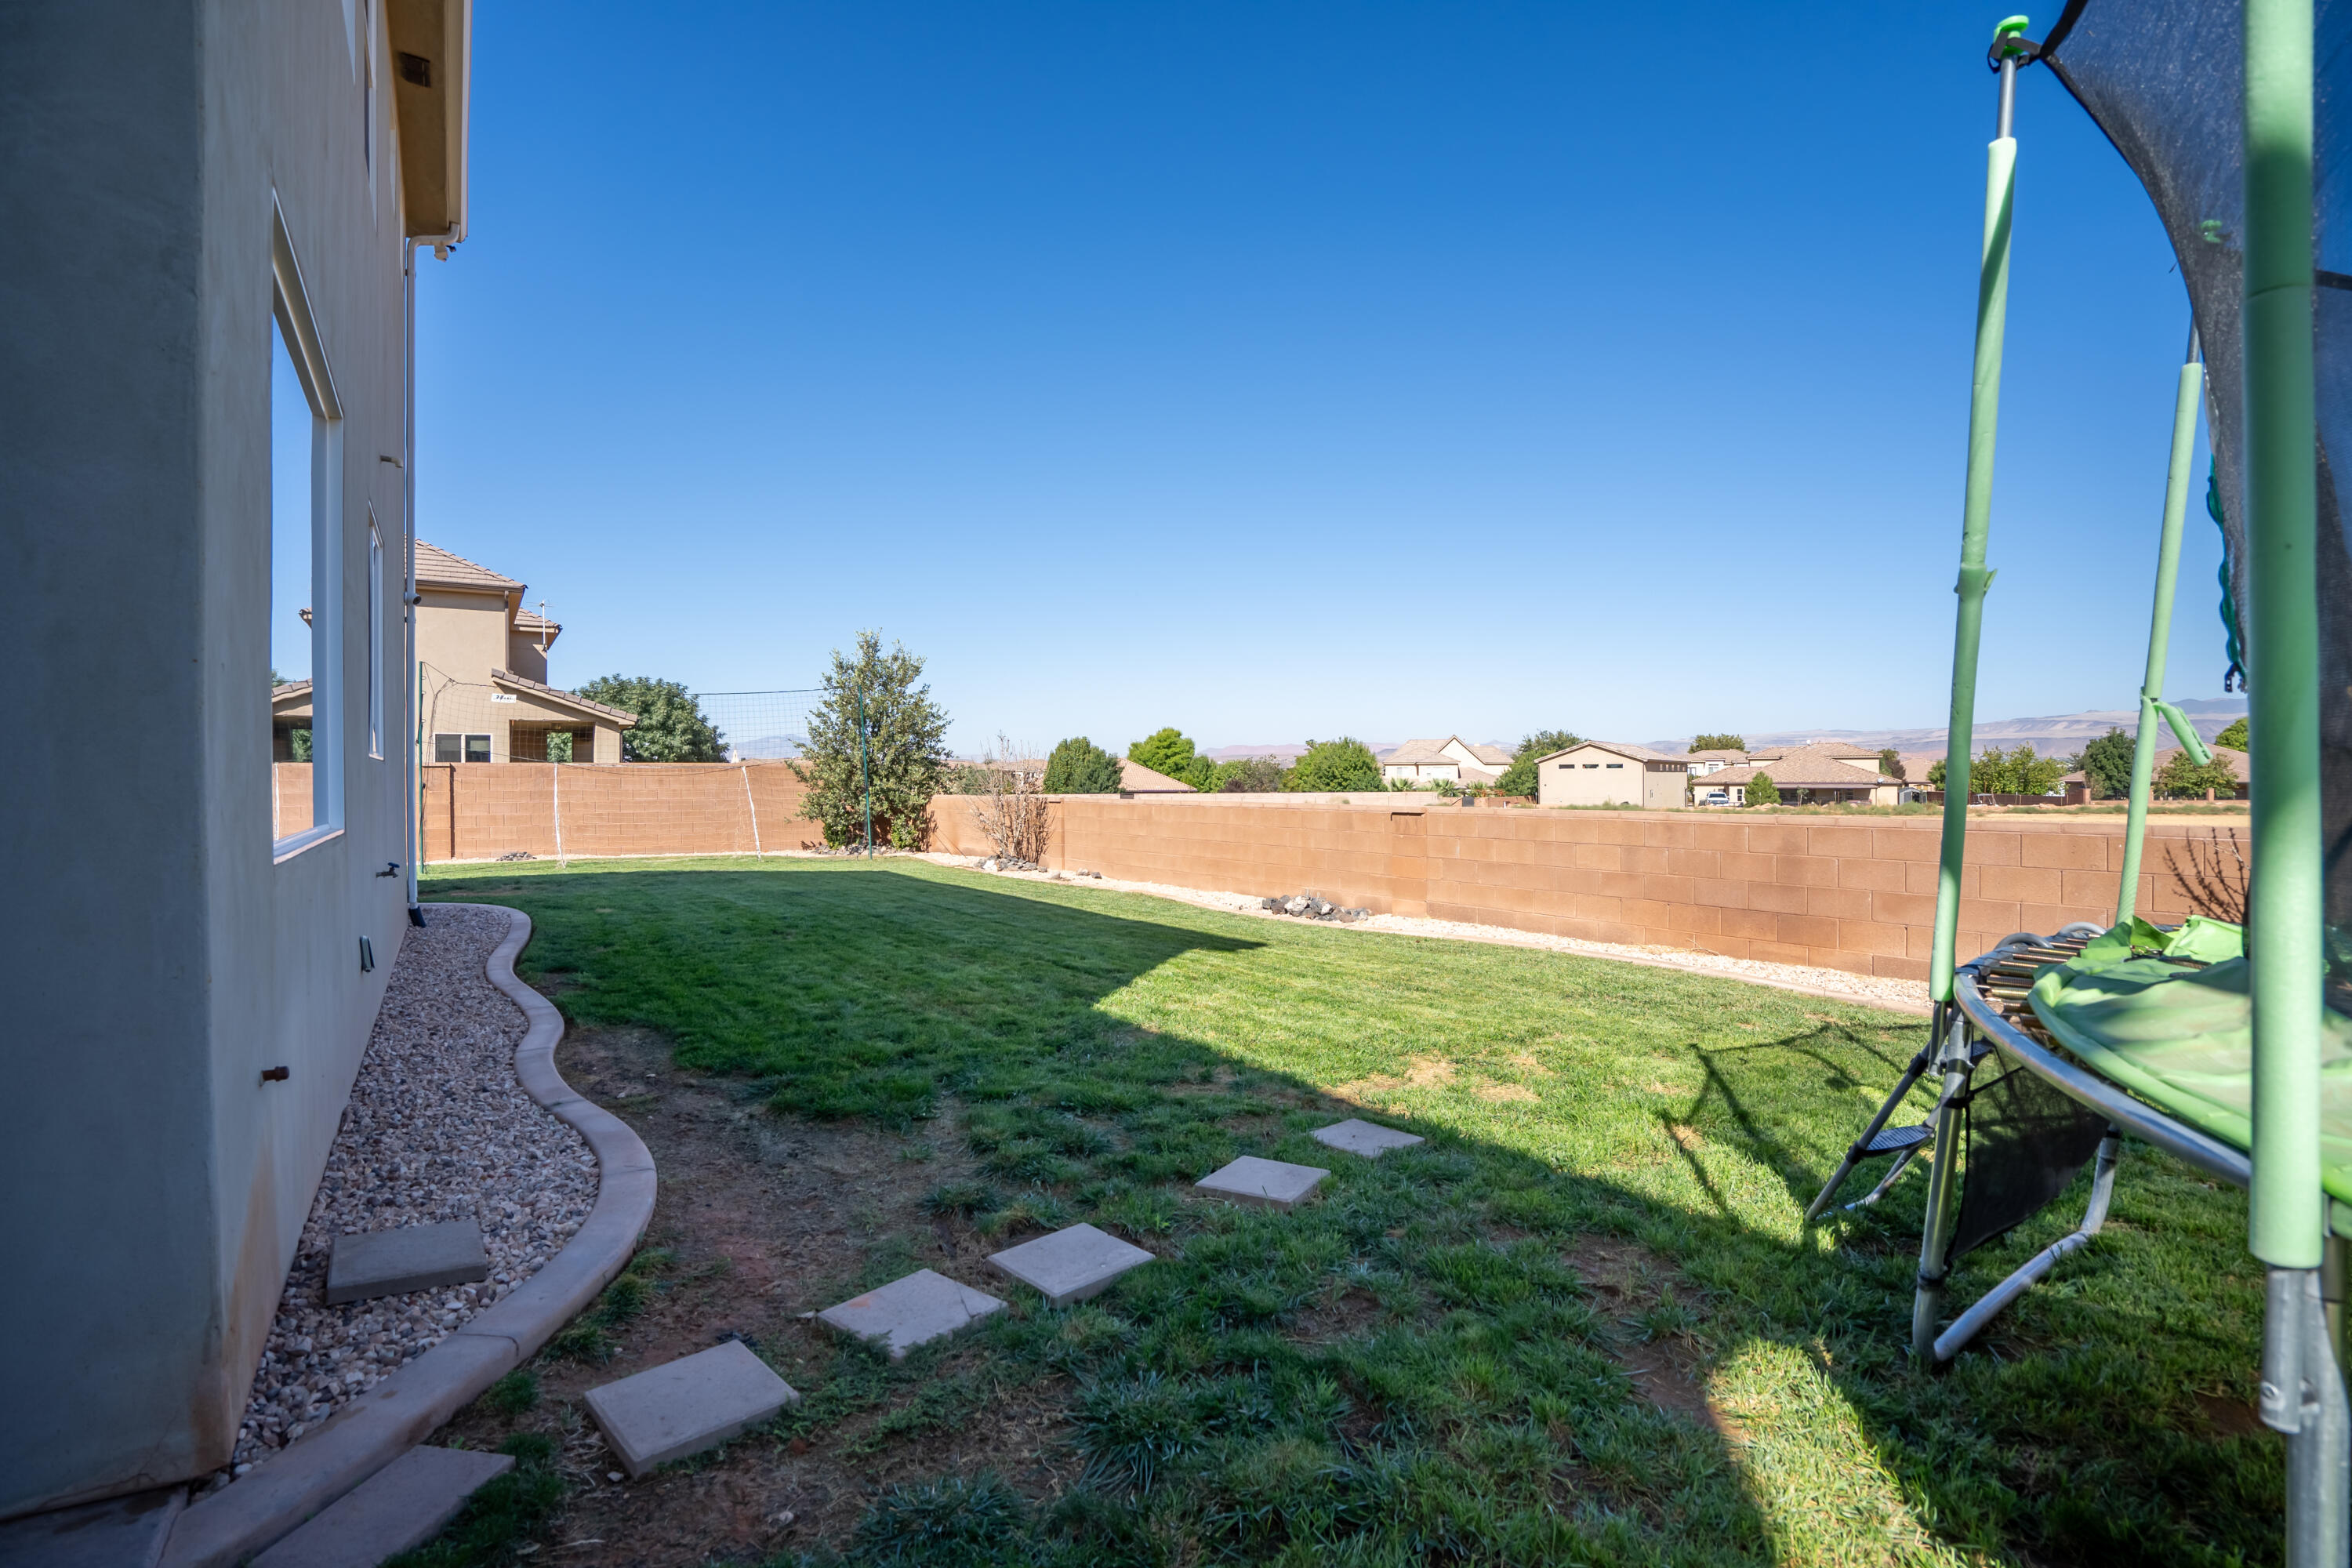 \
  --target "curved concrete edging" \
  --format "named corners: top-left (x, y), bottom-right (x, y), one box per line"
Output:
top-left (162, 905), bottom-right (656, 1568)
